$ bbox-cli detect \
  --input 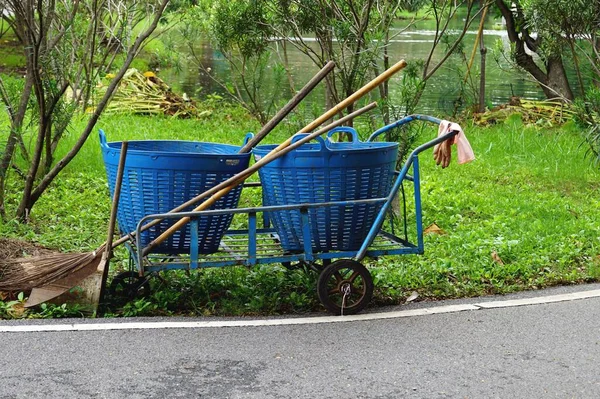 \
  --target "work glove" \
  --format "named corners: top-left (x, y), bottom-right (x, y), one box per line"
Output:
top-left (433, 138), bottom-right (452, 168)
